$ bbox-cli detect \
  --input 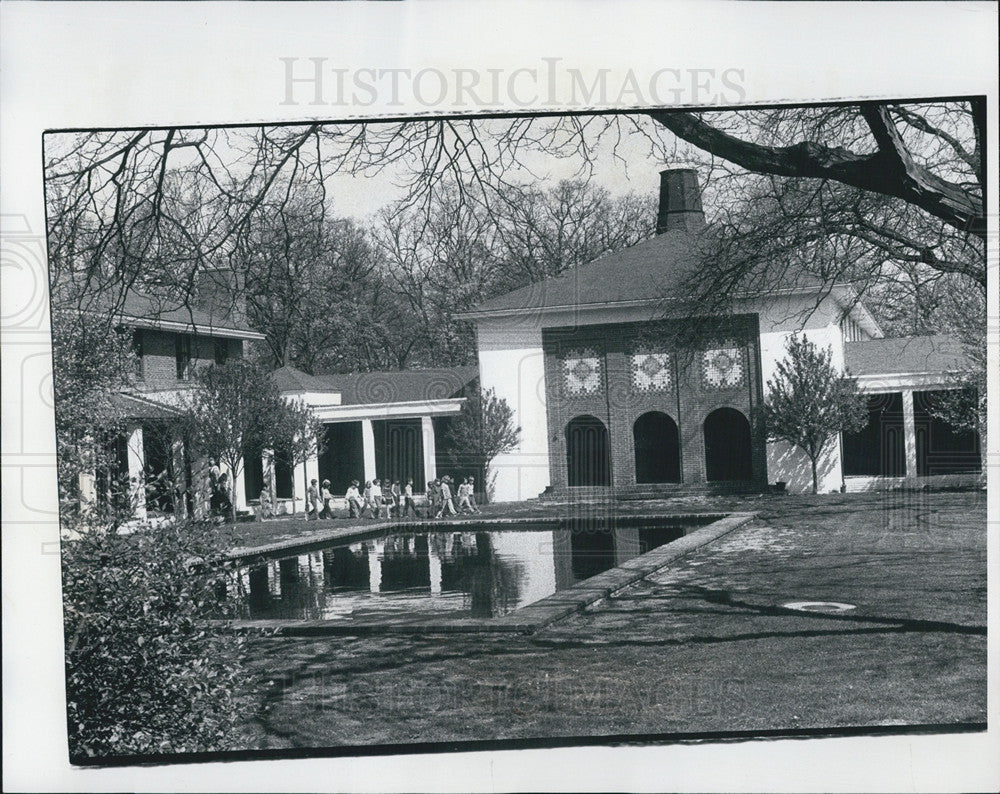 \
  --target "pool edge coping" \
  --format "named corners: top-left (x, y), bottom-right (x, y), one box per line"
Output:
top-left (223, 511), bottom-right (757, 637)
top-left (223, 512), bottom-right (734, 564)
